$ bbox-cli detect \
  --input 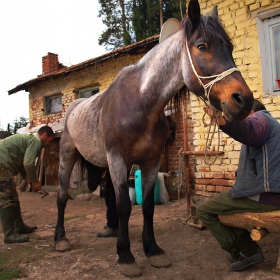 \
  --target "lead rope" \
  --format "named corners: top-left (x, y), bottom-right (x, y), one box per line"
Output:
top-left (186, 40), bottom-right (240, 164)
top-left (202, 107), bottom-right (221, 164)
